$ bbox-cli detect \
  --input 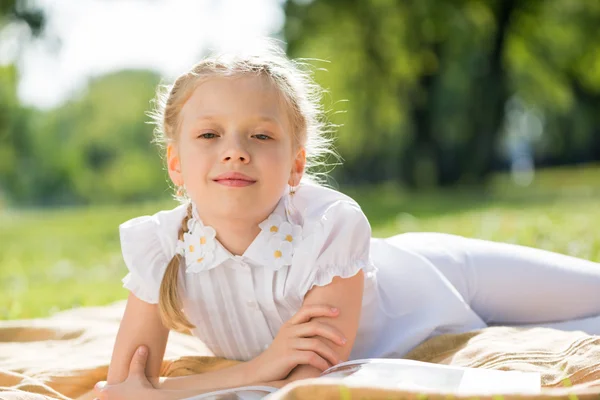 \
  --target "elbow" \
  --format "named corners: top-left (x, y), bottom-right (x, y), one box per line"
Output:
top-left (283, 365), bottom-right (322, 386)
